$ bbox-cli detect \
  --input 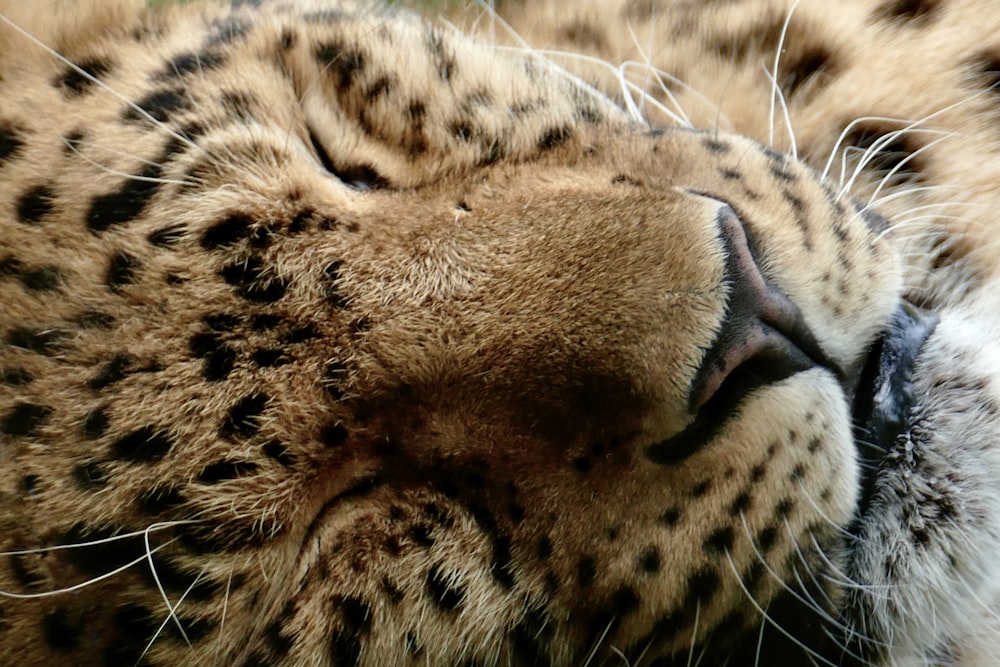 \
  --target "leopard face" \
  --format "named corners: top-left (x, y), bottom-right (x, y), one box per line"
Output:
top-left (2, 0), bottom-right (1000, 666)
